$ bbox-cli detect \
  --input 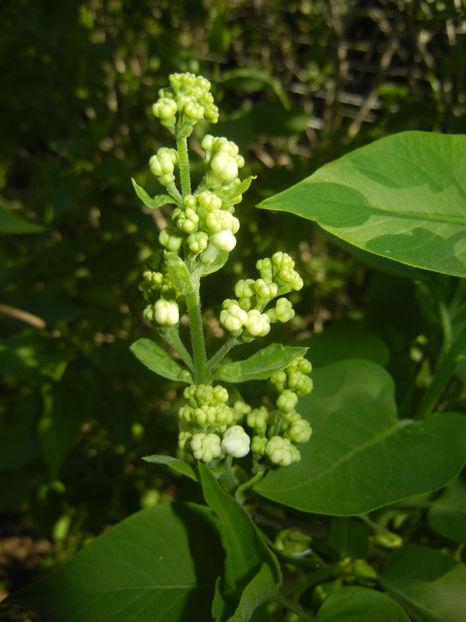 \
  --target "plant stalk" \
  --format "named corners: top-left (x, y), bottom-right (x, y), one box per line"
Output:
top-left (176, 136), bottom-right (191, 197)
top-left (185, 277), bottom-right (210, 384)
top-left (159, 326), bottom-right (193, 371)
